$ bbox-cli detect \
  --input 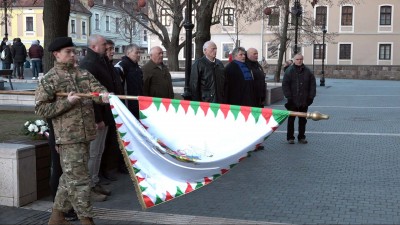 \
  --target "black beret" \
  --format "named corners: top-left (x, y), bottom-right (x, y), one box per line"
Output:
top-left (48, 37), bottom-right (75, 52)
